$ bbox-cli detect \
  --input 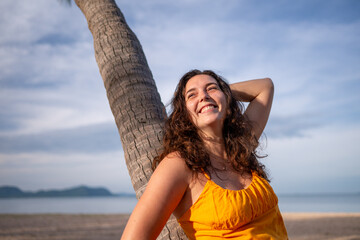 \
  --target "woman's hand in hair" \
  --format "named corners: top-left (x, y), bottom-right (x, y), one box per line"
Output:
top-left (230, 78), bottom-right (274, 139)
